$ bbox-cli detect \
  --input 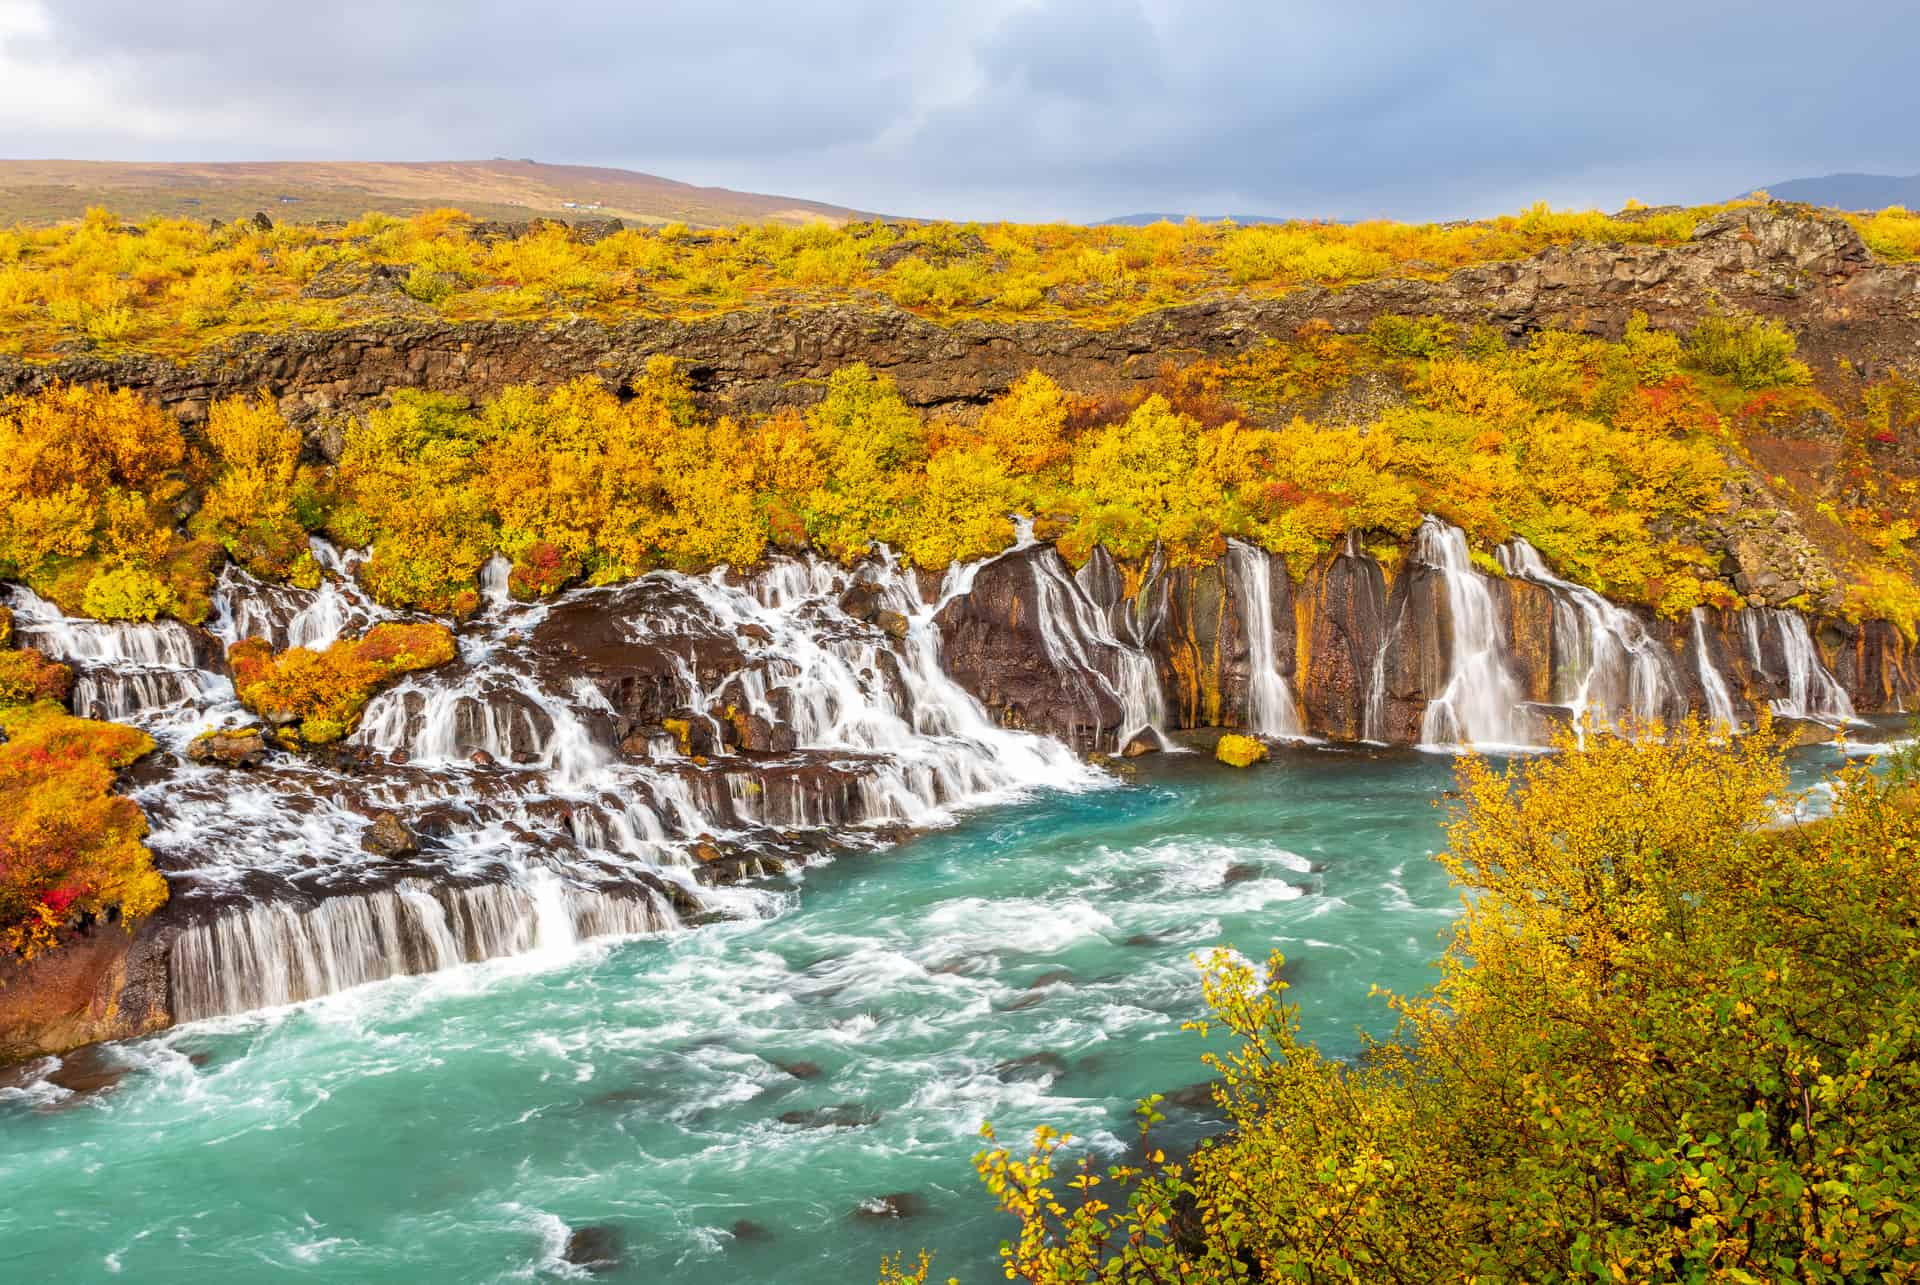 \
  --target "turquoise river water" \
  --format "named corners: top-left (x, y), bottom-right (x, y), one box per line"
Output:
top-left (0, 737), bottom-right (1888, 1283)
